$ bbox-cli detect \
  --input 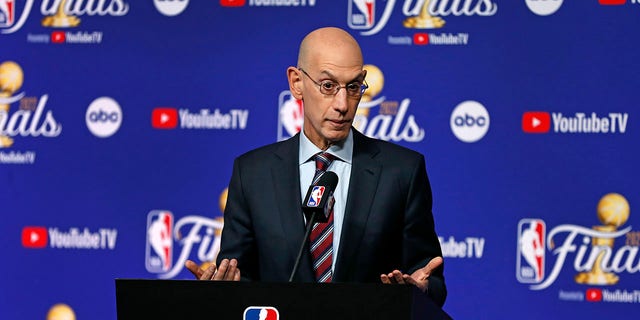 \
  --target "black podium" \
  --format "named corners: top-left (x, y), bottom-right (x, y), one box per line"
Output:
top-left (115, 279), bottom-right (451, 319)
